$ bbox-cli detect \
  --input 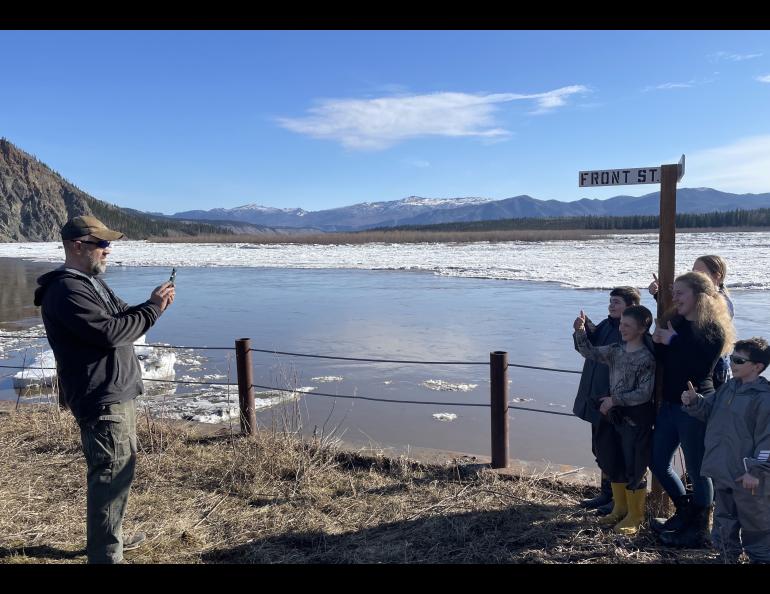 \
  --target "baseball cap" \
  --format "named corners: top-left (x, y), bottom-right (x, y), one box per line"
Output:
top-left (60, 216), bottom-right (125, 241)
